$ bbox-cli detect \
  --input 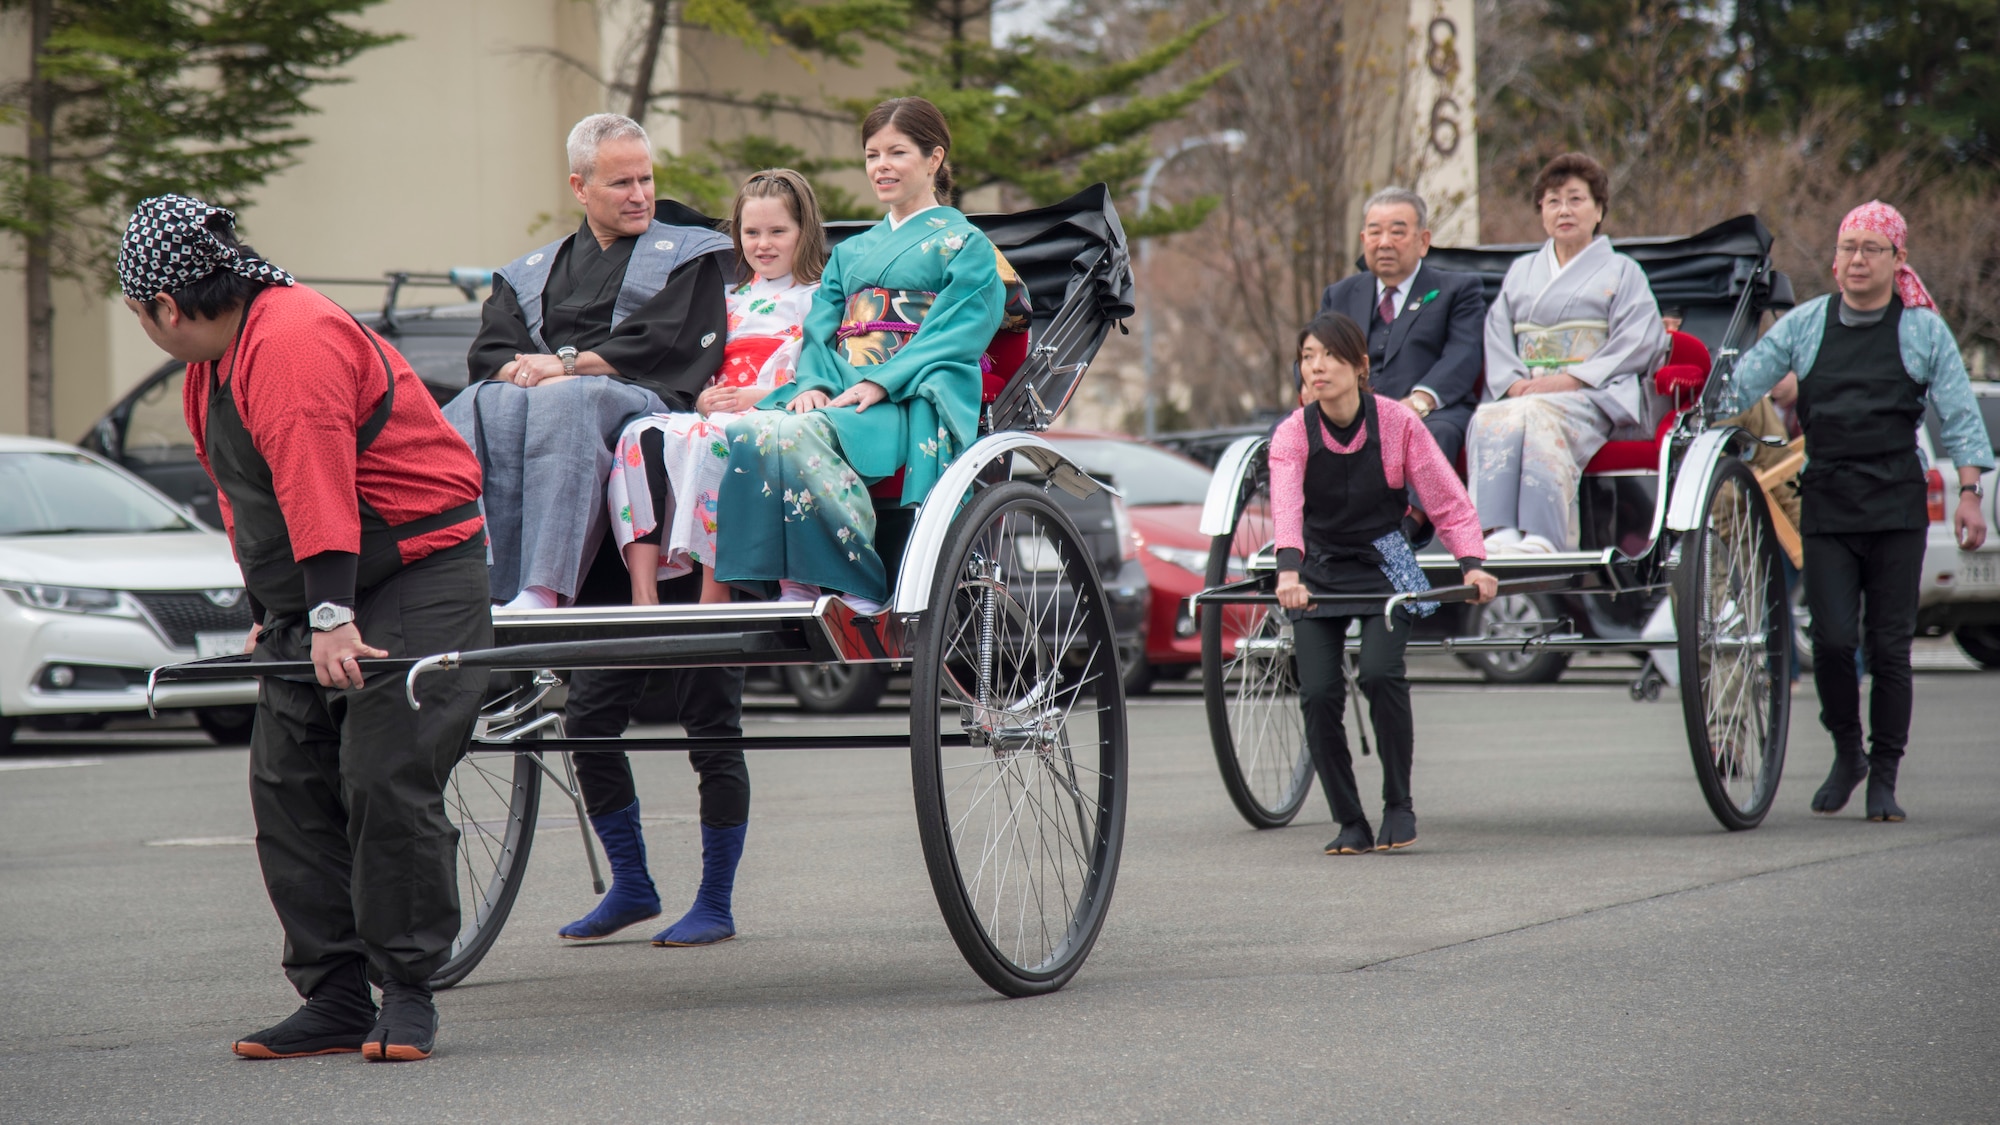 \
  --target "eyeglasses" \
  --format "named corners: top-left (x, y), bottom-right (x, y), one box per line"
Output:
top-left (1835, 242), bottom-right (1895, 260)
